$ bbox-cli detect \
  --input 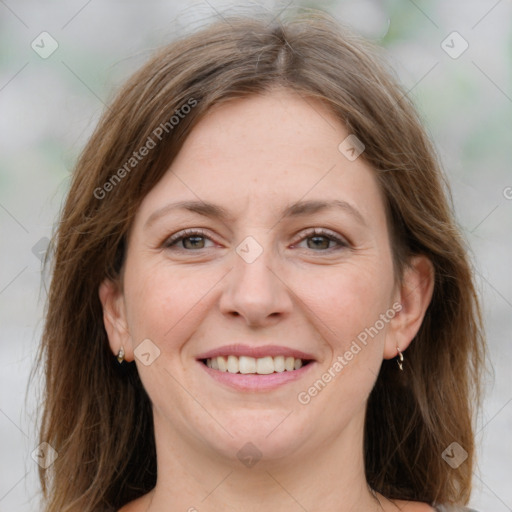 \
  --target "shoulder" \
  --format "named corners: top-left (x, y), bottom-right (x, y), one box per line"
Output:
top-left (392, 499), bottom-right (436, 511)
top-left (117, 493), bottom-right (152, 512)
top-left (393, 499), bottom-right (480, 512)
